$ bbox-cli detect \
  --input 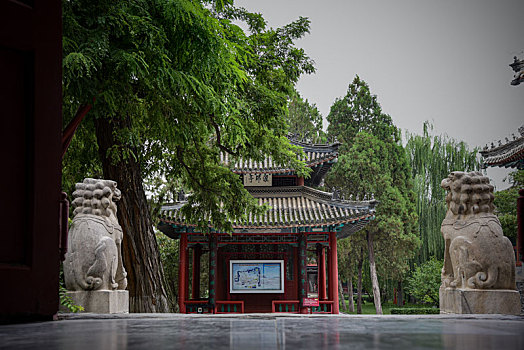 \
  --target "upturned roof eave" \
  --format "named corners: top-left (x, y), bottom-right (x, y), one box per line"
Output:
top-left (157, 185), bottom-right (376, 237)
